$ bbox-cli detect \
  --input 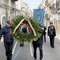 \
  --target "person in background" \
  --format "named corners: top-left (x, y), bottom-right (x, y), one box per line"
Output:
top-left (0, 21), bottom-right (13, 60)
top-left (48, 22), bottom-right (56, 48)
top-left (20, 23), bottom-right (29, 47)
top-left (0, 22), bottom-right (1, 30)
top-left (0, 22), bottom-right (1, 39)
top-left (32, 25), bottom-right (44, 60)
top-left (43, 26), bottom-right (46, 42)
